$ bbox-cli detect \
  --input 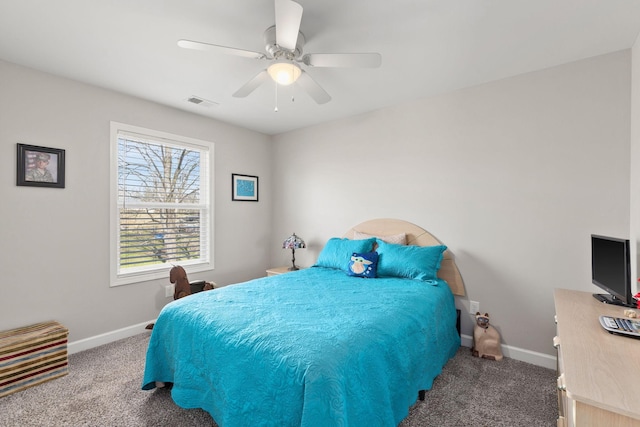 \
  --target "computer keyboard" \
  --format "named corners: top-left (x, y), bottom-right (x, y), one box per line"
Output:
top-left (599, 315), bottom-right (640, 338)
